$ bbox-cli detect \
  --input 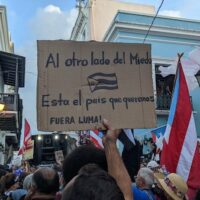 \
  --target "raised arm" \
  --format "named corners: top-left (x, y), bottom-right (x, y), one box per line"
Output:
top-left (102, 119), bottom-right (133, 200)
